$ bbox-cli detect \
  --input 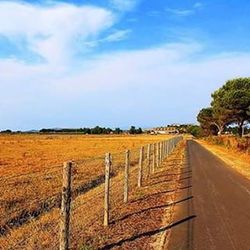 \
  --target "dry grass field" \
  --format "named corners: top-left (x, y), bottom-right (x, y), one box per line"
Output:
top-left (0, 134), bottom-right (173, 246)
top-left (0, 134), bottom-right (172, 177)
top-left (0, 134), bottom-right (184, 249)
